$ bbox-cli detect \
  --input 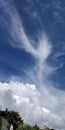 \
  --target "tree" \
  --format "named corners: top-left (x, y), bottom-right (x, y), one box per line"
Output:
top-left (0, 117), bottom-right (2, 130)
top-left (33, 124), bottom-right (39, 130)
top-left (0, 109), bottom-right (23, 130)
top-left (17, 124), bottom-right (37, 130)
